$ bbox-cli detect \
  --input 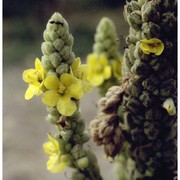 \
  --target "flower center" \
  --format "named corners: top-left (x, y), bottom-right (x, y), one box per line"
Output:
top-left (35, 71), bottom-right (42, 83)
top-left (58, 83), bottom-right (66, 94)
top-left (95, 64), bottom-right (103, 73)
top-left (148, 43), bottom-right (159, 48)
